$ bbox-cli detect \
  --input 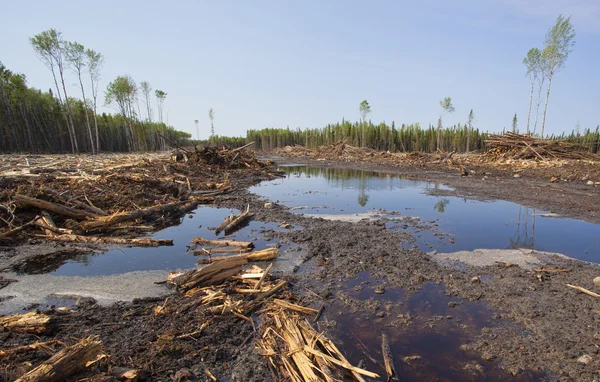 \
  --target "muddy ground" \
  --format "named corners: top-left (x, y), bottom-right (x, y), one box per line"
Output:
top-left (1, 149), bottom-right (600, 381)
